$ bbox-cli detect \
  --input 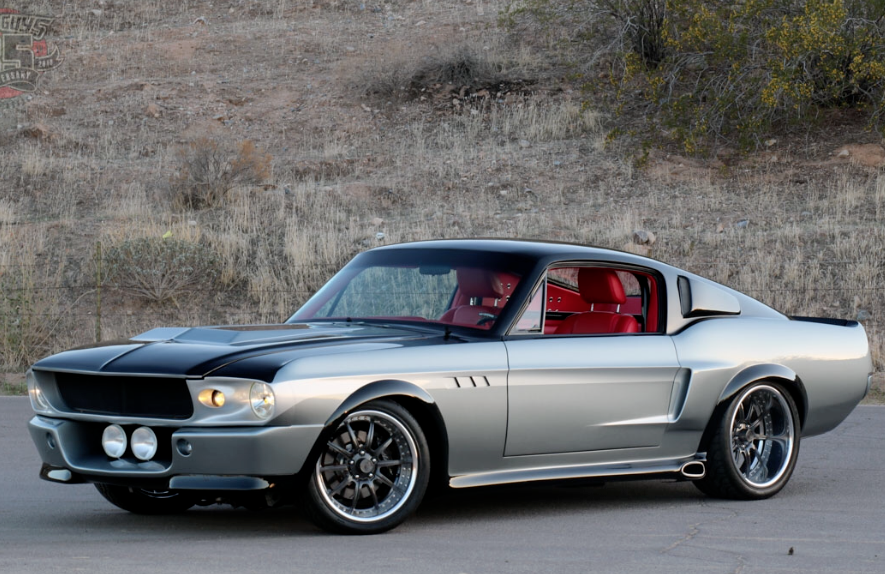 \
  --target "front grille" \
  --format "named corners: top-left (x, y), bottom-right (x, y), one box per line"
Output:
top-left (55, 373), bottom-right (194, 419)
